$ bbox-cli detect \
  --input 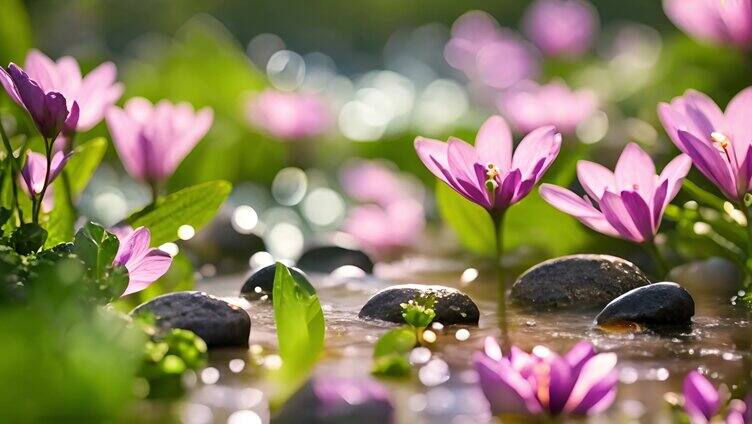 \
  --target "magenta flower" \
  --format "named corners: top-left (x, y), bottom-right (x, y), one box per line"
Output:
top-left (658, 88), bottom-right (752, 202)
top-left (0, 63), bottom-right (79, 140)
top-left (22, 50), bottom-right (124, 134)
top-left (112, 226), bottom-right (172, 296)
top-left (444, 11), bottom-right (540, 90)
top-left (682, 371), bottom-right (750, 424)
top-left (498, 80), bottom-right (598, 135)
top-left (540, 143), bottom-right (691, 243)
top-left (523, 0), bottom-right (599, 57)
top-left (246, 89), bottom-right (331, 140)
top-left (340, 160), bottom-right (413, 206)
top-left (106, 97), bottom-right (213, 186)
top-left (663, 0), bottom-right (752, 49)
top-left (415, 115), bottom-right (561, 214)
top-left (19, 150), bottom-right (72, 197)
top-left (473, 337), bottom-right (618, 417)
